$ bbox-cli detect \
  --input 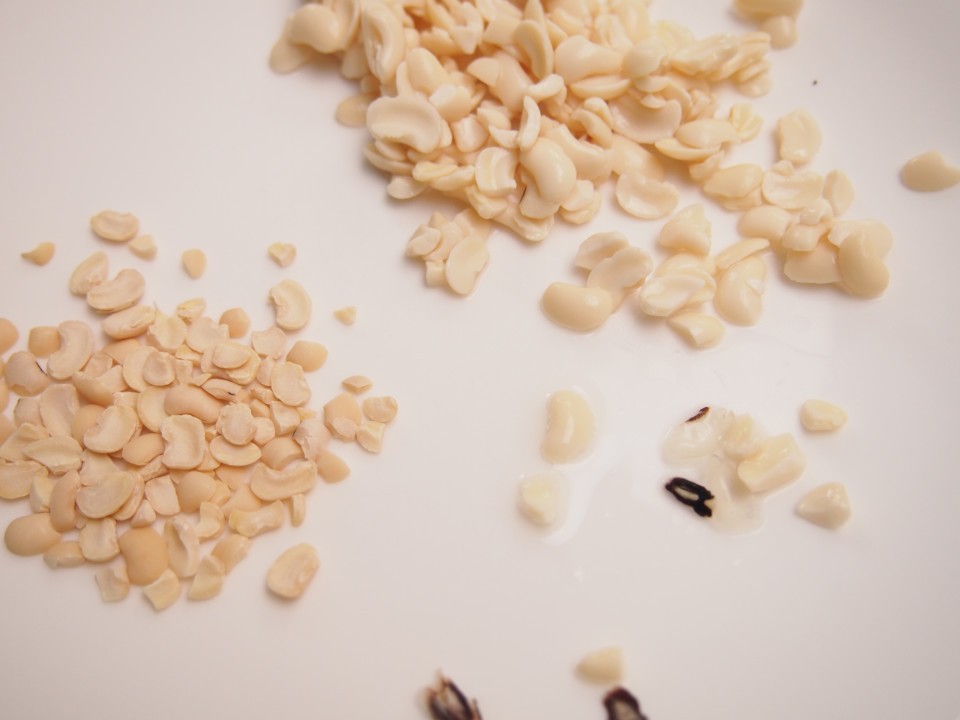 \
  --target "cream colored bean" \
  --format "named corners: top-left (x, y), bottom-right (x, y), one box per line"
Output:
top-left (129, 497), bottom-right (157, 529)
top-left (796, 483), bottom-right (851, 529)
top-left (576, 647), bottom-right (624, 684)
top-left (542, 390), bottom-right (594, 464)
top-left (715, 238), bottom-right (770, 271)
top-left (333, 306), bottom-right (356, 325)
top-left (837, 232), bottom-right (889, 298)
top-left (270, 362), bottom-right (311, 407)
top-left (517, 471), bottom-right (566, 526)
top-left (164, 516), bottom-right (200, 578)
top-left (761, 15), bottom-right (798, 48)
top-left (22, 436), bottom-right (82, 475)
top-left (615, 172), bottom-right (679, 220)
top-left (776, 109), bottom-right (821, 165)
top-left (900, 150), bottom-right (960, 192)
top-left (475, 147), bottom-right (518, 198)
top-left (340, 375), bottom-right (372, 394)
top-left (171, 471), bottom-right (215, 514)
top-left (118, 527), bottom-right (169, 586)
top-left (76, 471), bottom-right (135, 519)
top-left (69, 252), bottom-right (109, 295)
top-left (267, 543), bottom-right (320, 600)
top-left (260, 436), bottom-right (303, 470)
top-left (45, 321), bottom-right (93, 380)
top-left (129, 234), bottom-right (157, 260)
top-left (703, 164), bottom-right (764, 201)
top-left (574, 232), bottom-right (629, 271)
top-left (141, 351), bottom-right (175, 387)
top-left (147, 314), bottom-right (187, 353)
top-left (323, 392), bottom-right (362, 440)
top-left (163, 385), bottom-right (222, 424)
top-left (95, 565), bottom-right (130, 602)
top-left (268, 279), bottom-right (312, 331)
top-left (762, 169), bottom-right (823, 209)
top-left (176, 297), bottom-right (206, 322)
top-left (636, 273), bottom-right (706, 317)
top-left (445, 235), bottom-right (490, 295)
top-left (828, 219), bottom-right (893, 257)
top-left (268, 242), bottom-right (297, 268)
top-left (520, 137), bottom-right (577, 204)
top-left (27, 326), bottom-right (60, 358)
top-left (195, 502), bottom-right (225, 541)
top-left (229, 500), bottom-right (285, 538)
top-left (250, 461), bottom-right (316, 501)
top-left (143, 568), bottom-right (180, 611)
top-left (668, 312), bottom-right (725, 349)
top-left (90, 210), bottom-right (139, 242)
top-left (293, 418), bottom-right (331, 462)
top-left (783, 242), bottom-right (841, 285)
top-left (0, 460), bottom-right (46, 500)
top-left (4, 513), bottom-right (61, 556)
top-left (81, 405), bottom-right (138, 455)
top-left (284, 340), bottom-right (327, 373)
top-left (659, 204), bottom-right (711, 254)
top-left (541, 283), bottom-right (613, 332)
top-left (187, 555), bottom-right (225, 601)
top-left (822, 170), bottom-right (854, 216)
top-left (101, 304), bottom-right (155, 340)
top-left (79, 518), bottom-right (119, 561)
top-left (49, 471), bottom-right (79, 532)
top-left (212, 533), bottom-right (251, 574)
top-left (44, 540), bottom-right (84, 569)
top-left (737, 205), bottom-right (793, 243)
top-left (728, 104), bottom-right (764, 142)
top-left (181, 249), bottom-right (206, 279)
top-left (361, 396), bottom-right (397, 424)
top-left (0, 423), bottom-right (48, 462)
top-left (366, 95), bottom-right (445, 153)
top-left (714, 256), bottom-right (767, 326)
top-left (160, 415), bottom-right (206, 470)
top-left (737, 433), bottom-right (806, 493)
top-left (316, 449), bottom-right (350, 484)
top-left (800, 399), bottom-right (848, 432)
top-left (208, 436), bottom-right (261, 467)
top-left (721, 413), bottom-right (765, 461)
top-left (5, 352), bottom-right (51, 396)
top-left (186, 316), bottom-right (230, 353)
top-left (216, 404), bottom-right (256, 446)
top-left (586, 247), bottom-right (654, 308)
top-left (86, 269), bottom-right (145, 313)
top-left (355, 421), bottom-right (384, 453)
top-left (254, 414), bottom-right (278, 444)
